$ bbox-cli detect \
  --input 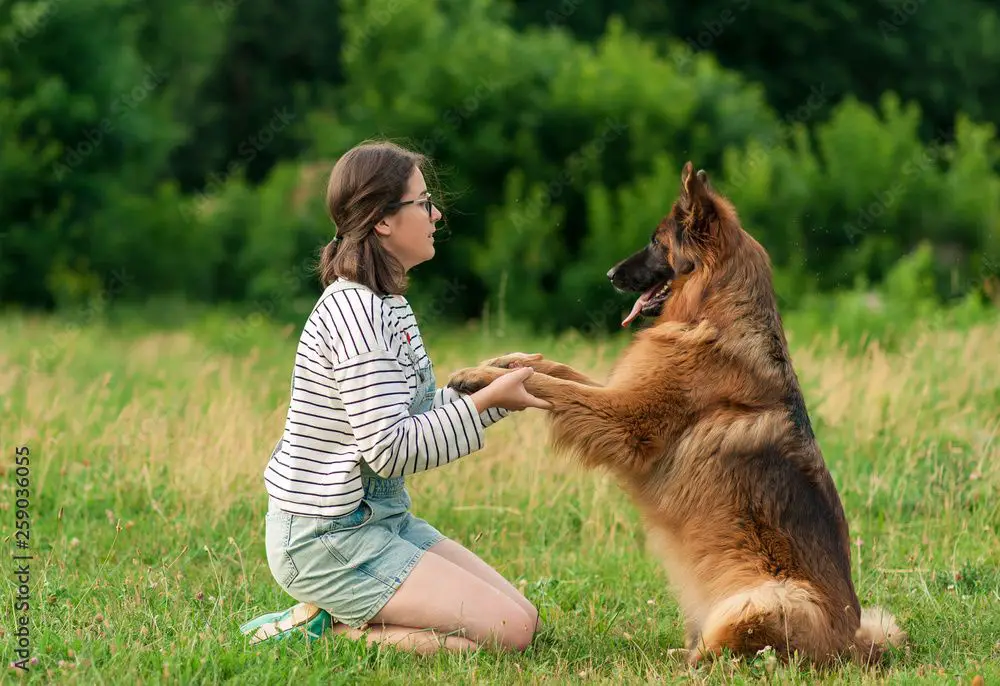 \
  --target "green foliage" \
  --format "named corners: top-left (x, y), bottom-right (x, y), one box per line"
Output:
top-left (0, 0), bottom-right (224, 307)
top-left (236, 1), bottom-right (782, 329)
top-left (512, 0), bottom-right (1000, 152)
top-left (721, 95), bottom-right (1000, 305)
top-left (166, 0), bottom-right (342, 191)
top-left (782, 242), bottom-right (997, 354)
top-left (287, 0), bottom-right (999, 331)
top-left (1, 0), bottom-right (999, 332)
